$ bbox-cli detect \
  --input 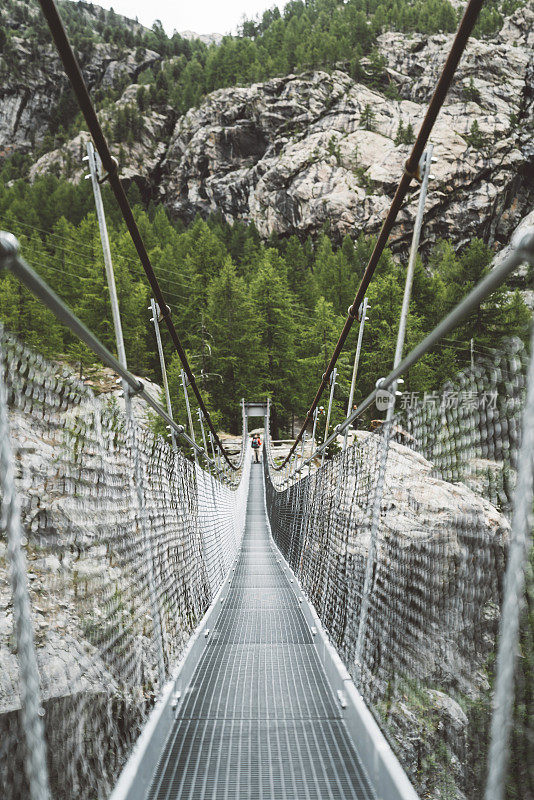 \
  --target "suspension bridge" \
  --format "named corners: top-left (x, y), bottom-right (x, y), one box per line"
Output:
top-left (1, 1), bottom-right (534, 799)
